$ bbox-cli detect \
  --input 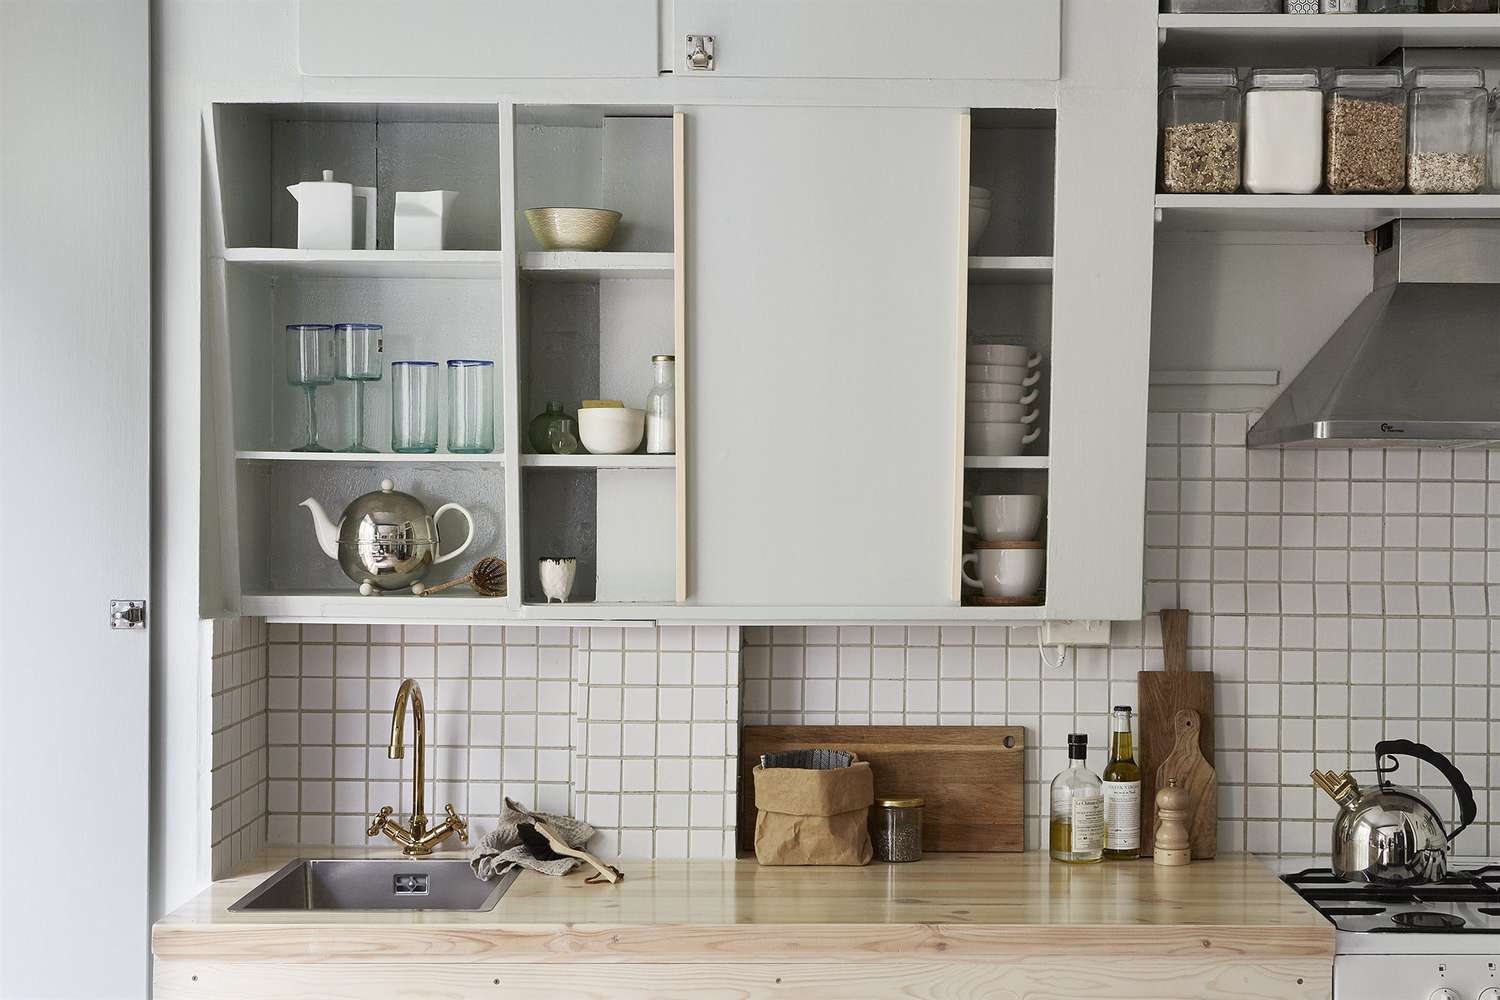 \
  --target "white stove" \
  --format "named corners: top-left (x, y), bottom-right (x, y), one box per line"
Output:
top-left (1280, 861), bottom-right (1500, 1000)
